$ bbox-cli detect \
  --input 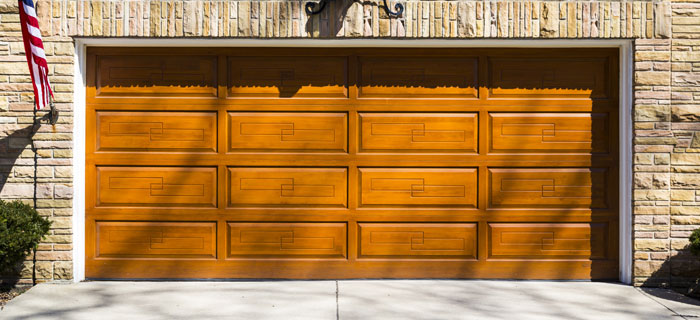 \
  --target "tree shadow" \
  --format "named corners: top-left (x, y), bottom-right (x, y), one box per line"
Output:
top-left (0, 124), bottom-right (39, 194)
top-left (641, 245), bottom-right (700, 297)
top-left (0, 122), bottom-right (41, 287)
